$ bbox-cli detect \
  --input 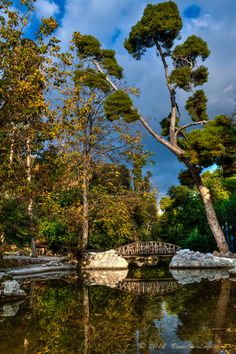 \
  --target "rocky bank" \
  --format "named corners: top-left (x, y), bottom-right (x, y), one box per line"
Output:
top-left (81, 250), bottom-right (128, 269)
top-left (169, 249), bottom-right (236, 269)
